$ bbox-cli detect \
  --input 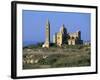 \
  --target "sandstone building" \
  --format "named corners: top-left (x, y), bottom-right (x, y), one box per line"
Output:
top-left (53, 25), bottom-right (83, 46)
top-left (43, 20), bottom-right (83, 48)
